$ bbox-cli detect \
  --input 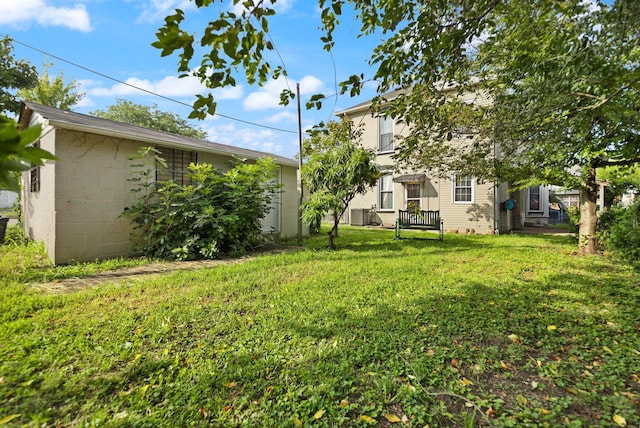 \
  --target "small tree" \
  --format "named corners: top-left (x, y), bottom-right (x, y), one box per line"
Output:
top-left (17, 60), bottom-right (85, 110)
top-left (301, 119), bottom-right (379, 249)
